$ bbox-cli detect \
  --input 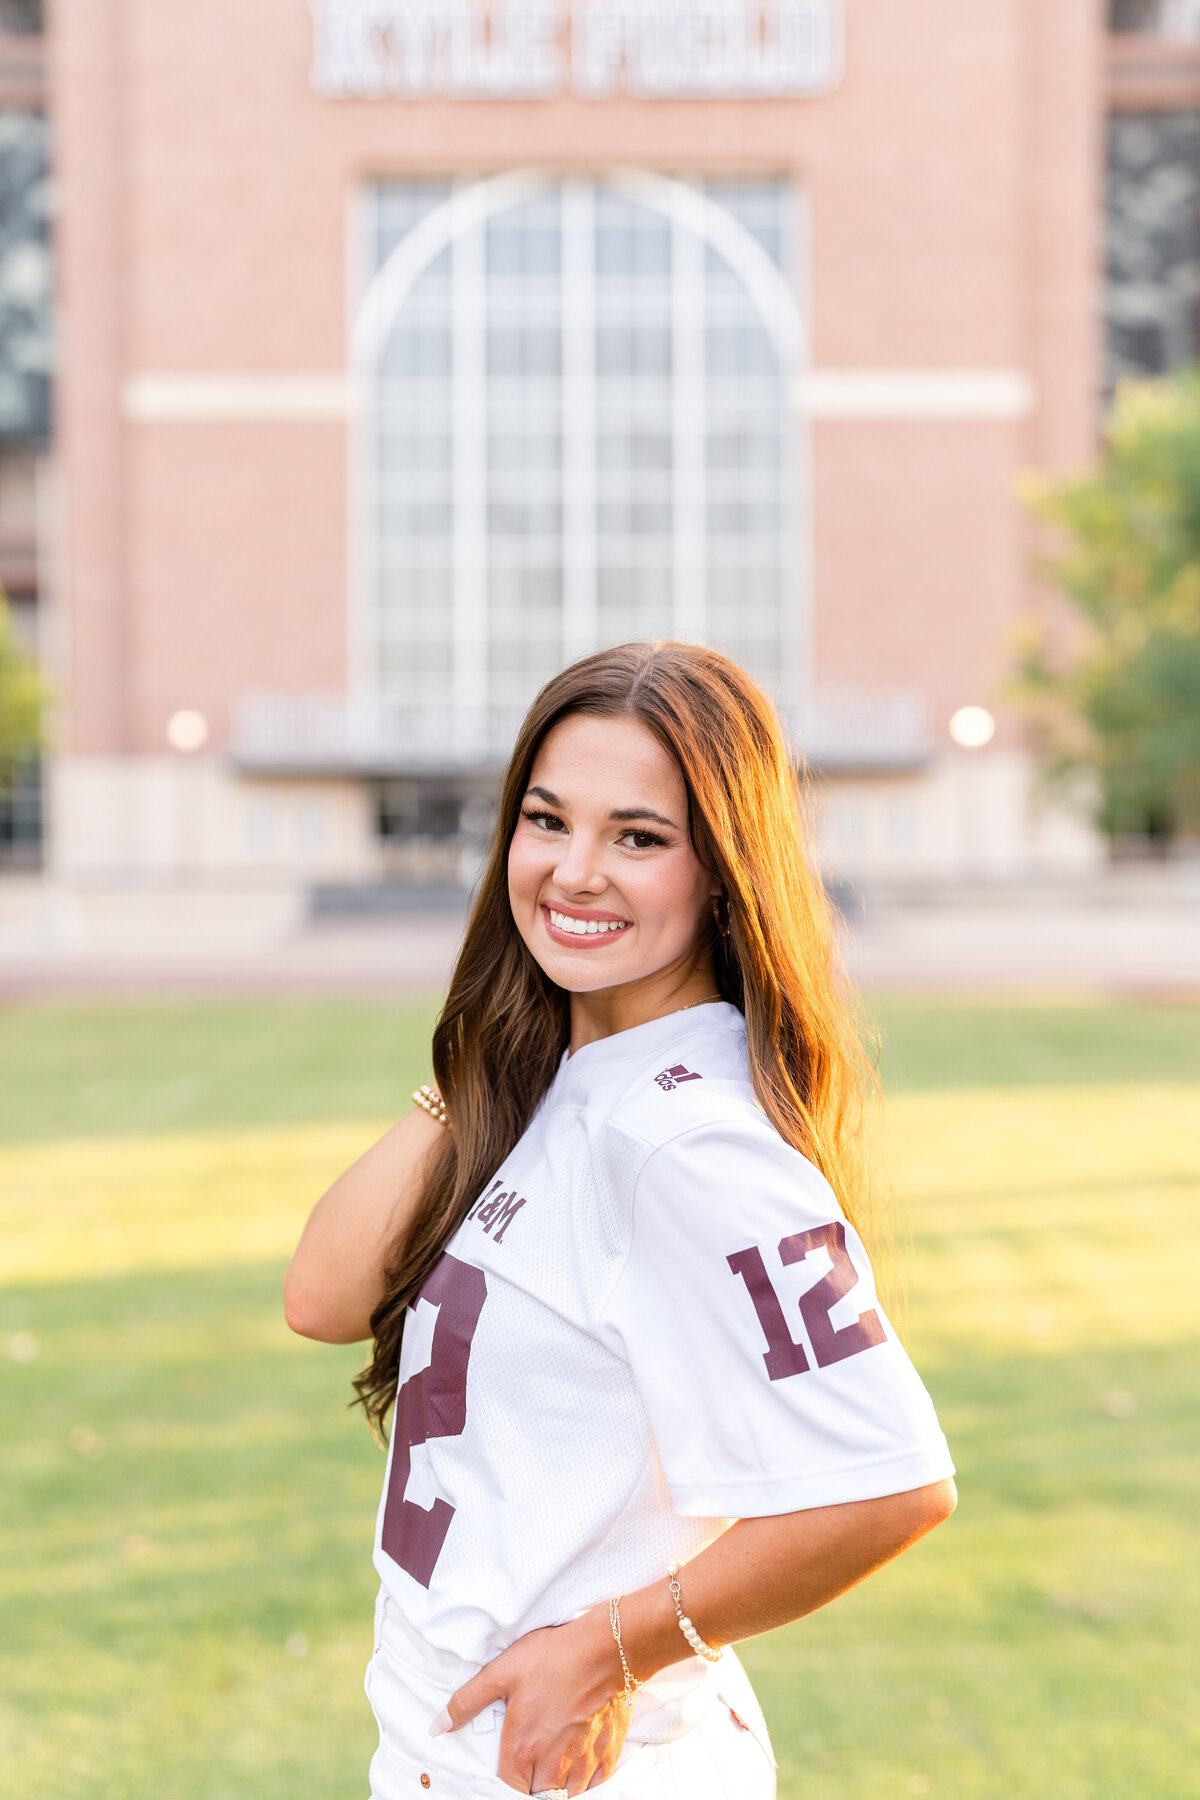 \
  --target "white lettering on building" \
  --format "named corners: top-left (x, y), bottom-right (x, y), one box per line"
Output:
top-left (309, 1), bottom-right (842, 100)
top-left (310, 1), bottom-right (563, 97)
